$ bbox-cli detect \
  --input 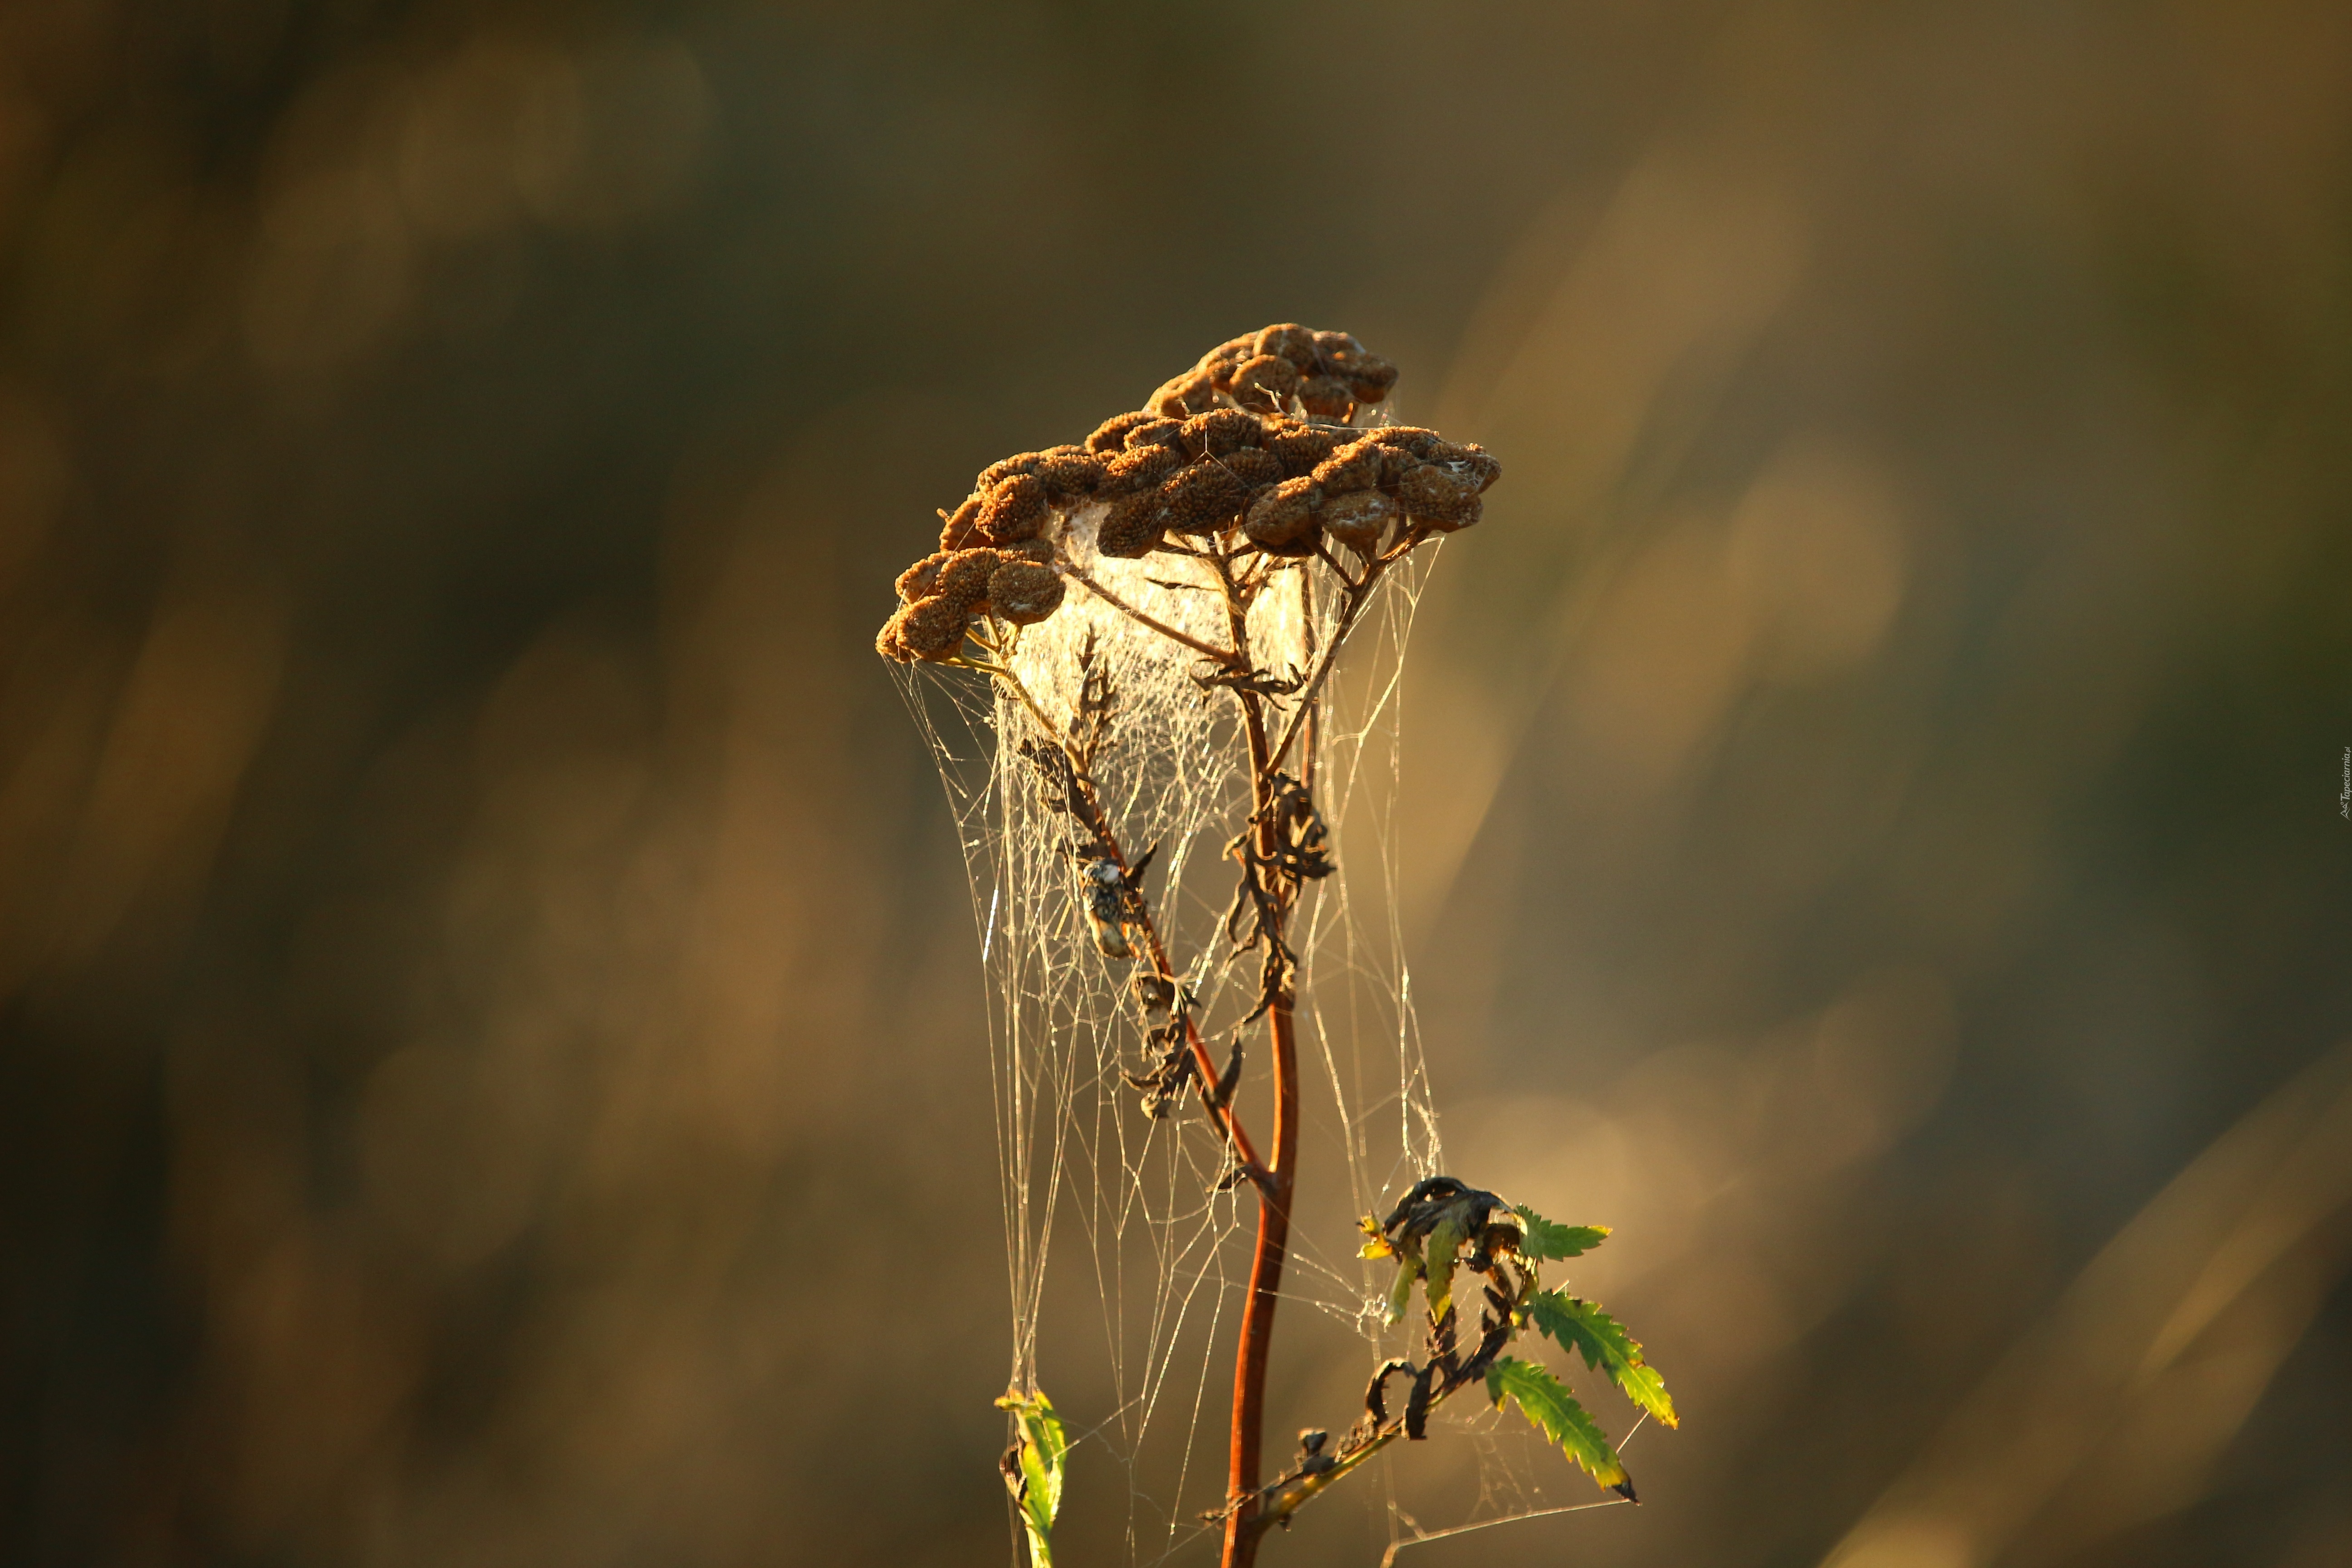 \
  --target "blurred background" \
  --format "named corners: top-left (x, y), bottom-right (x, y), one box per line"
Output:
top-left (2, 1), bottom-right (2349, 1565)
